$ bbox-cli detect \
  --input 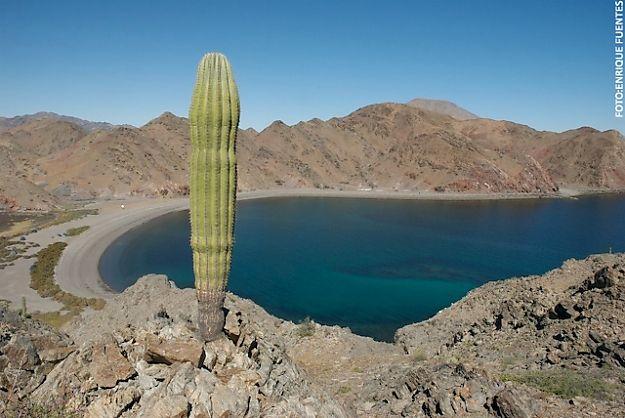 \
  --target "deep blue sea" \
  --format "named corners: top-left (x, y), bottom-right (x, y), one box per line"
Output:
top-left (99, 195), bottom-right (625, 341)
